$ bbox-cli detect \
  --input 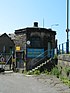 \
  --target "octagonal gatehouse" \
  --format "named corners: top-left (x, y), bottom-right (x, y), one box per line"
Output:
top-left (15, 22), bottom-right (56, 70)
